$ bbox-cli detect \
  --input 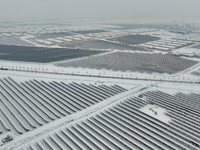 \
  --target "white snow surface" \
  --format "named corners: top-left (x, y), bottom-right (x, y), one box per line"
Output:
top-left (140, 104), bottom-right (171, 123)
